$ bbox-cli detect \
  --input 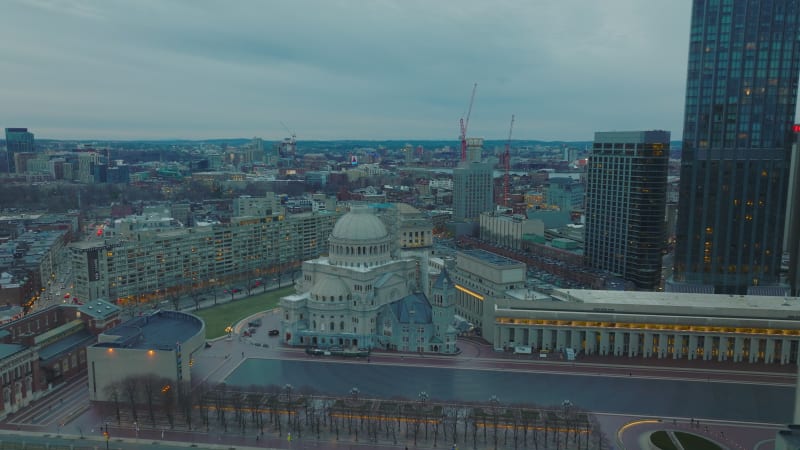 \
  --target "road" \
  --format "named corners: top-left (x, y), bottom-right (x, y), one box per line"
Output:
top-left (9, 283), bottom-right (797, 450)
top-left (222, 356), bottom-right (793, 423)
